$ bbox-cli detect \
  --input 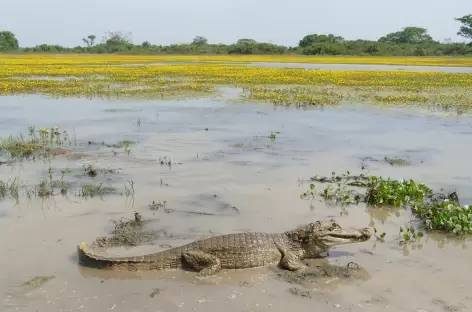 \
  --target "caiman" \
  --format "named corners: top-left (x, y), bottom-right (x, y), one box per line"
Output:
top-left (77, 219), bottom-right (373, 277)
